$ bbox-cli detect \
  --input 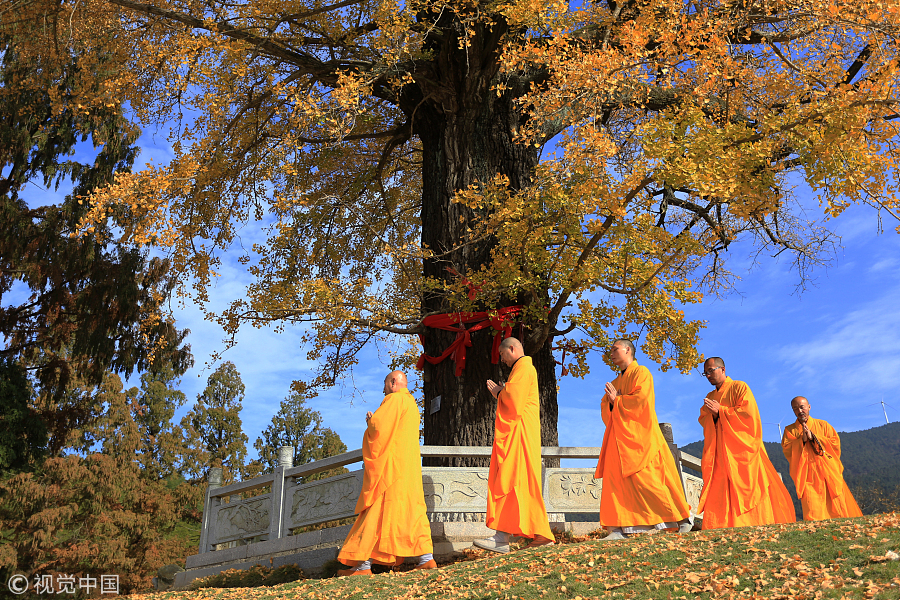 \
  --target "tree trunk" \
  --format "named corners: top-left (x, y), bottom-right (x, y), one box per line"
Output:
top-left (408, 54), bottom-right (559, 464)
top-left (421, 334), bottom-right (559, 467)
